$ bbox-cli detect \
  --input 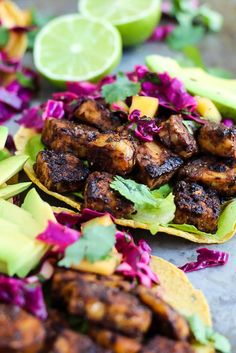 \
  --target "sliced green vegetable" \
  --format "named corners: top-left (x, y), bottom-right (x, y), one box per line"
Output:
top-left (102, 72), bottom-right (141, 104)
top-left (0, 126), bottom-right (8, 150)
top-left (0, 182), bottom-right (32, 200)
top-left (0, 150), bottom-right (10, 162)
top-left (0, 154), bottom-right (29, 186)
